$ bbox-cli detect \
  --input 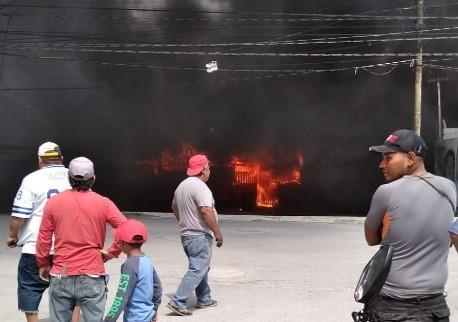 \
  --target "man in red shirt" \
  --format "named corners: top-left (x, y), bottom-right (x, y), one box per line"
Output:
top-left (36, 156), bottom-right (127, 322)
